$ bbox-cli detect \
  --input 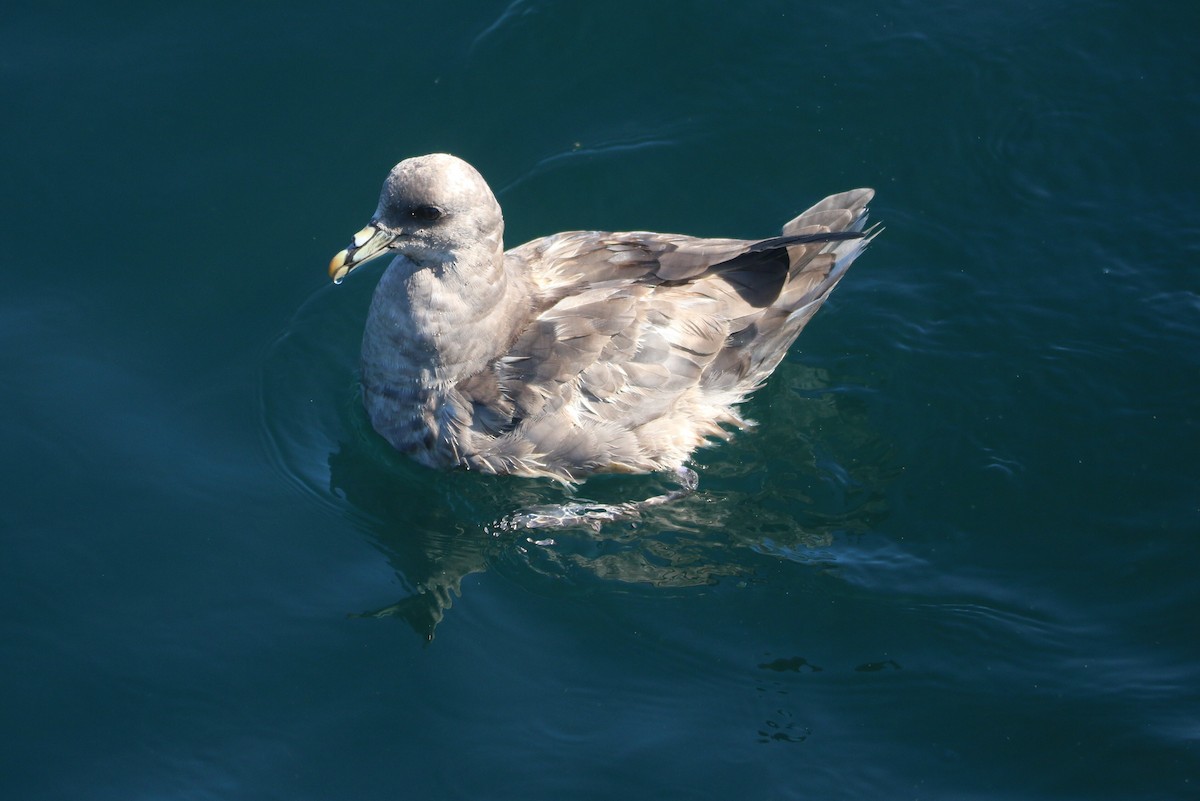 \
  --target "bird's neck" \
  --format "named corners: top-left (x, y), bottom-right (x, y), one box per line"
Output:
top-left (361, 242), bottom-right (529, 388)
